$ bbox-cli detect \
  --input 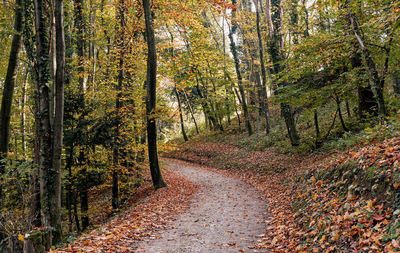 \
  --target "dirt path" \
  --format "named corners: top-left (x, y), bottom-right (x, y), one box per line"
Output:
top-left (136, 159), bottom-right (267, 253)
